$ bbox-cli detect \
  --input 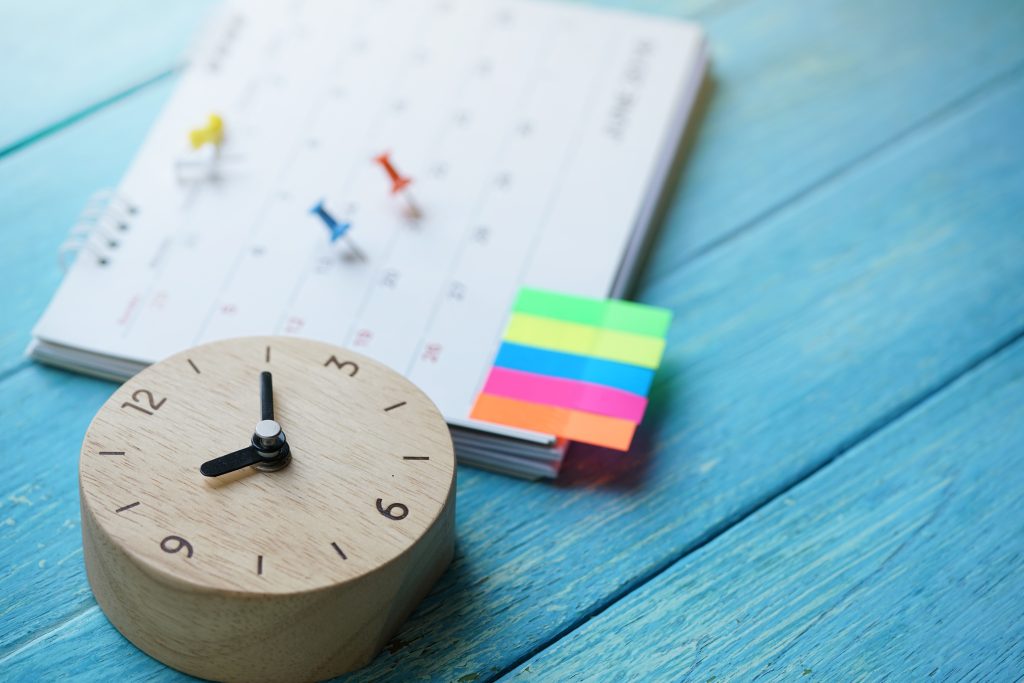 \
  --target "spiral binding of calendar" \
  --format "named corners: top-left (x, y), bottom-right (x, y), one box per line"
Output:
top-left (58, 190), bottom-right (137, 271)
